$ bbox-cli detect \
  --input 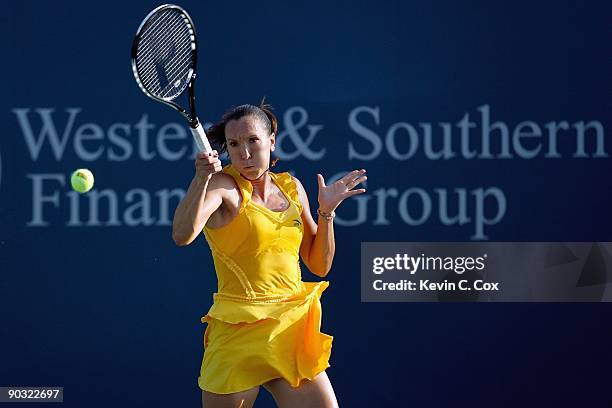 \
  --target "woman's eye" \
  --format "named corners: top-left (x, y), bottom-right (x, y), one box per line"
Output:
top-left (250, 138), bottom-right (258, 143)
top-left (229, 142), bottom-right (237, 147)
